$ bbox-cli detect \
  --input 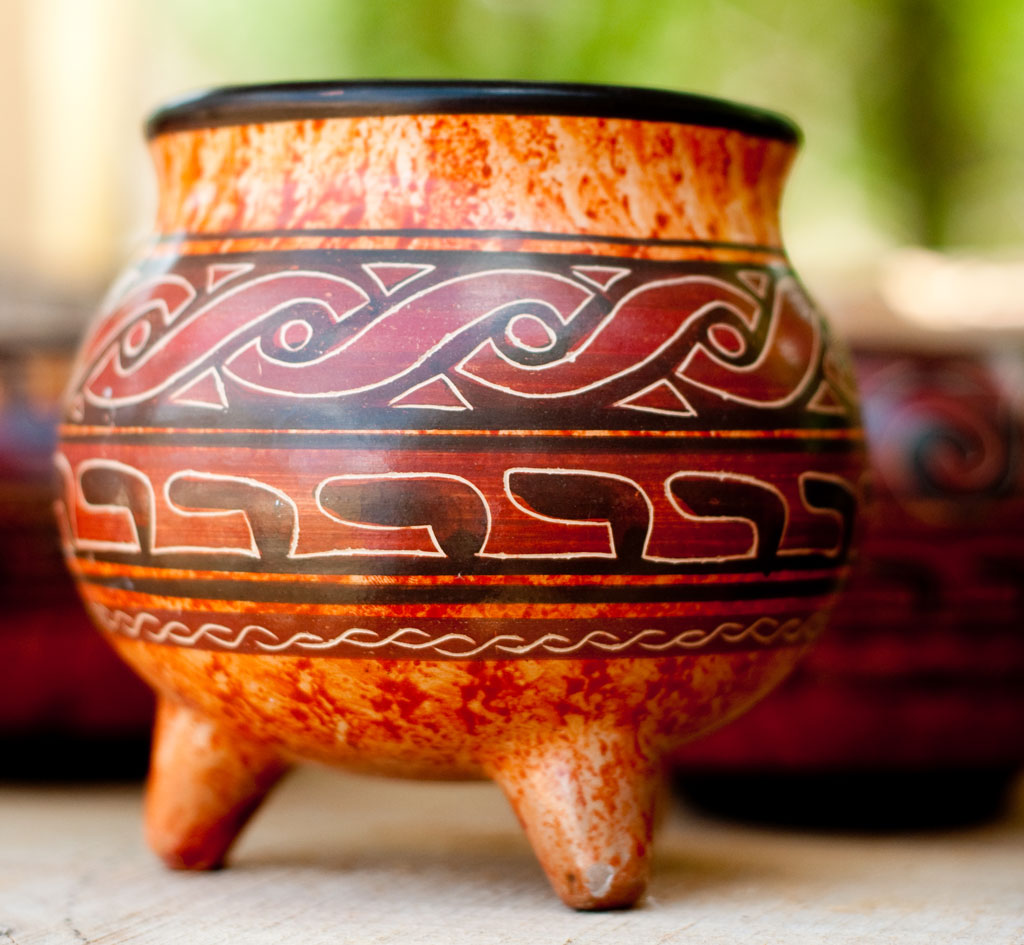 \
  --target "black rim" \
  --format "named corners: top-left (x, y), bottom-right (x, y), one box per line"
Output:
top-left (146, 79), bottom-right (800, 143)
